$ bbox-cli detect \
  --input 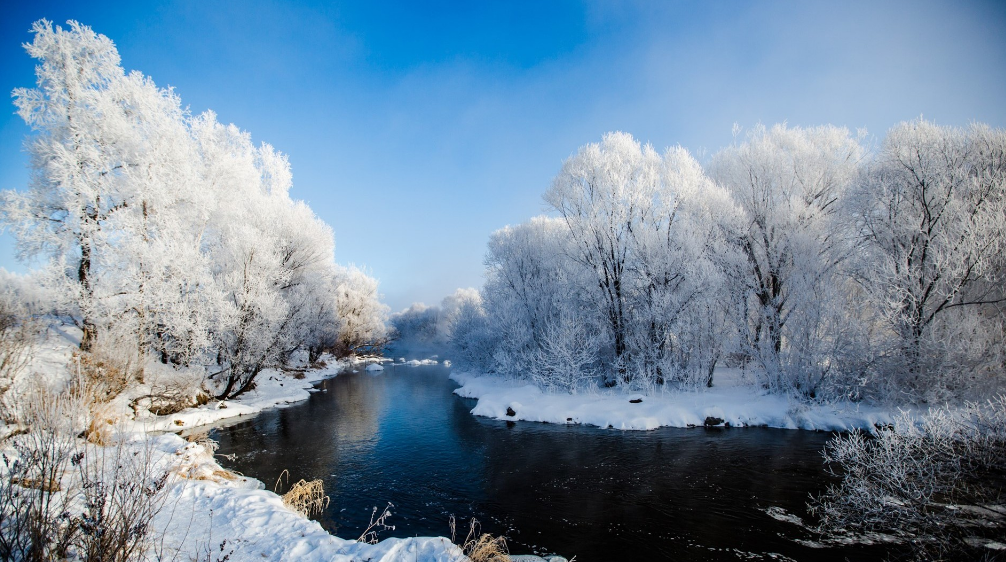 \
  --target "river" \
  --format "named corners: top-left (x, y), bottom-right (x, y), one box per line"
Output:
top-left (210, 362), bottom-right (892, 561)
